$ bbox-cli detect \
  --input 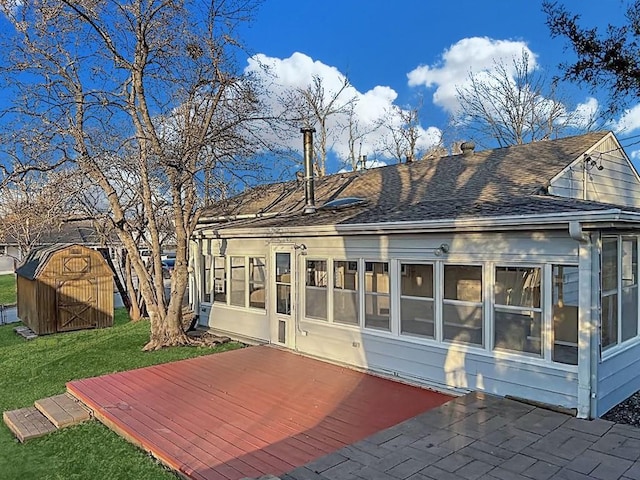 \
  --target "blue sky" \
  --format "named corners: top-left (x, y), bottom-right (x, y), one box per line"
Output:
top-left (237, 0), bottom-right (640, 172)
